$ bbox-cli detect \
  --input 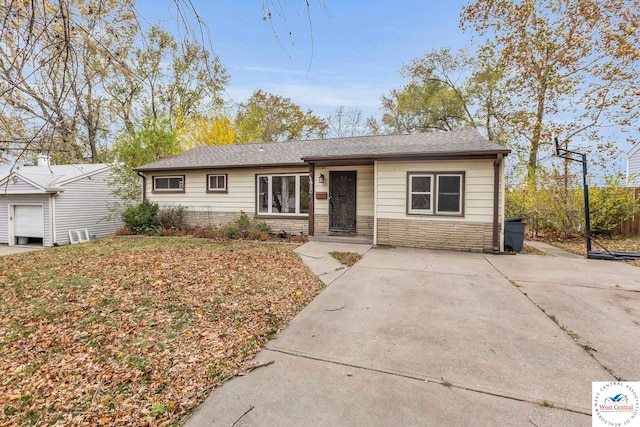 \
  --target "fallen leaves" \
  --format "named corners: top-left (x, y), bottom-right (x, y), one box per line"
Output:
top-left (329, 251), bottom-right (363, 267)
top-left (0, 237), bottom-right (324, 426)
